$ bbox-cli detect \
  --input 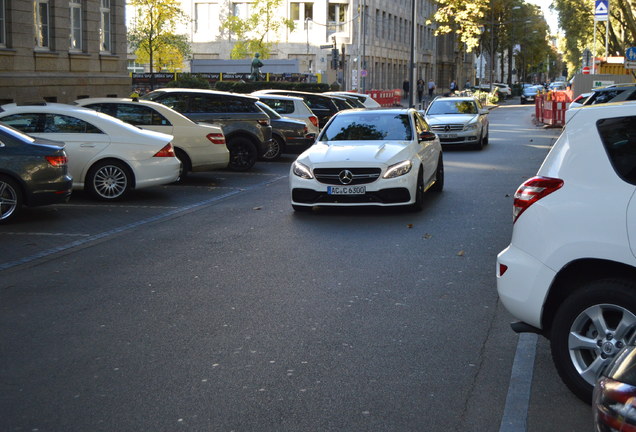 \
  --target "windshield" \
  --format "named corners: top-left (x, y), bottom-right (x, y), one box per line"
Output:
top-left (427, 100), bottom-right (477, 115)
top-left (320, 112), bottom-right (412, 141)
